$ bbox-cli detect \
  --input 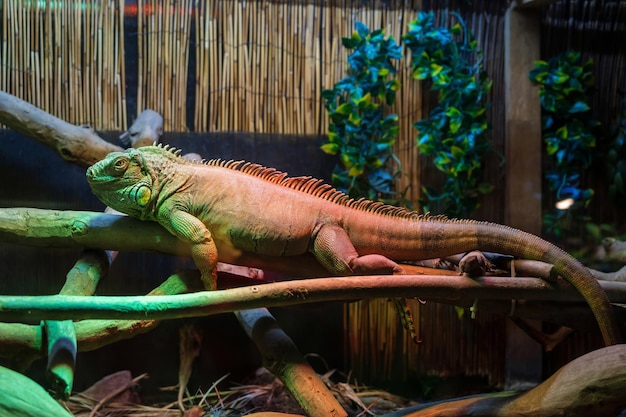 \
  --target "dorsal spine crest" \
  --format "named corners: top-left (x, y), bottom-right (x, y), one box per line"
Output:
top-left (144, 144), bottom-right (445, 221)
